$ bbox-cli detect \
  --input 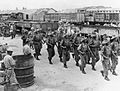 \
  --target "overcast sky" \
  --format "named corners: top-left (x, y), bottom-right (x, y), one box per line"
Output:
top-left (0, 0), bottom-right (120, 10)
